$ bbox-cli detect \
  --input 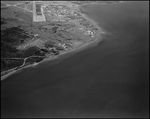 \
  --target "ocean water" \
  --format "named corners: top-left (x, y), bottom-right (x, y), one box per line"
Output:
top-left (1, 2), bottom-right (149, 118)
